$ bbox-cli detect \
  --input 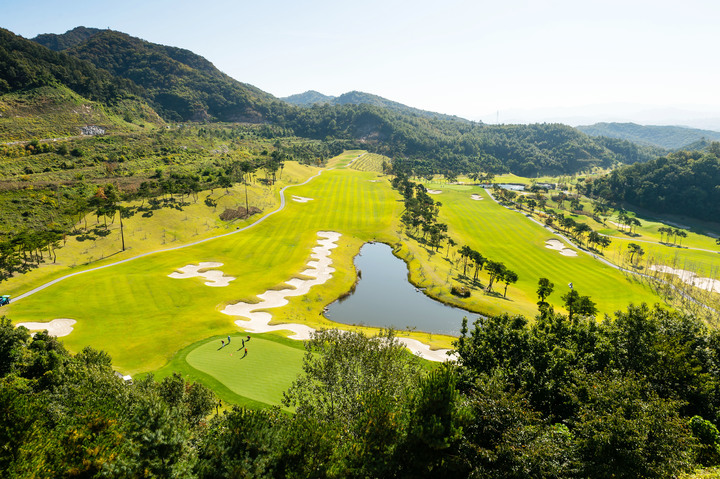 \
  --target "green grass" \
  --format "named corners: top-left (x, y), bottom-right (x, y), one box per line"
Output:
top-left (5, 154), bottom-right (416, 374)
top-left (153, 332), bottom-right (307, 409)
top-left (398, 186), bottom-right (664, 318)
top-left (350, 153), bottom-right (390, 173)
